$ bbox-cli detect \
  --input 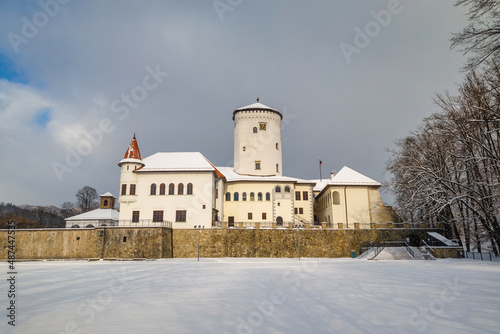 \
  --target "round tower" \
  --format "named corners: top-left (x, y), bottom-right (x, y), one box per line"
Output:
top-left (118, 134), bottom-right (144, 204)
top-left (233, 100), bottom-right (283, 176)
